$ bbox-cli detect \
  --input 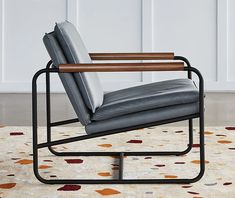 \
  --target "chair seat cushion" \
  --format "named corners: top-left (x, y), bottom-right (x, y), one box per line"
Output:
top-left (92, 79), bottom-right (199, 121)
top-left (86, 102), bottom-right (199, 134)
